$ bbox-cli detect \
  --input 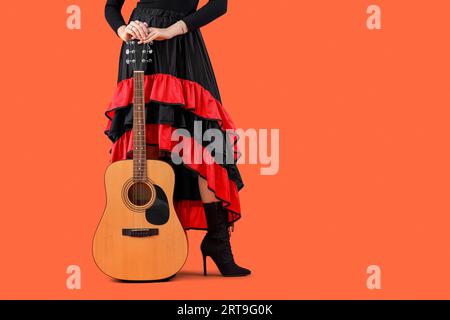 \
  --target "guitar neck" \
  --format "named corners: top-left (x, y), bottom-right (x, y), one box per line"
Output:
top-left (133, 71), bottom-right (147, 181)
